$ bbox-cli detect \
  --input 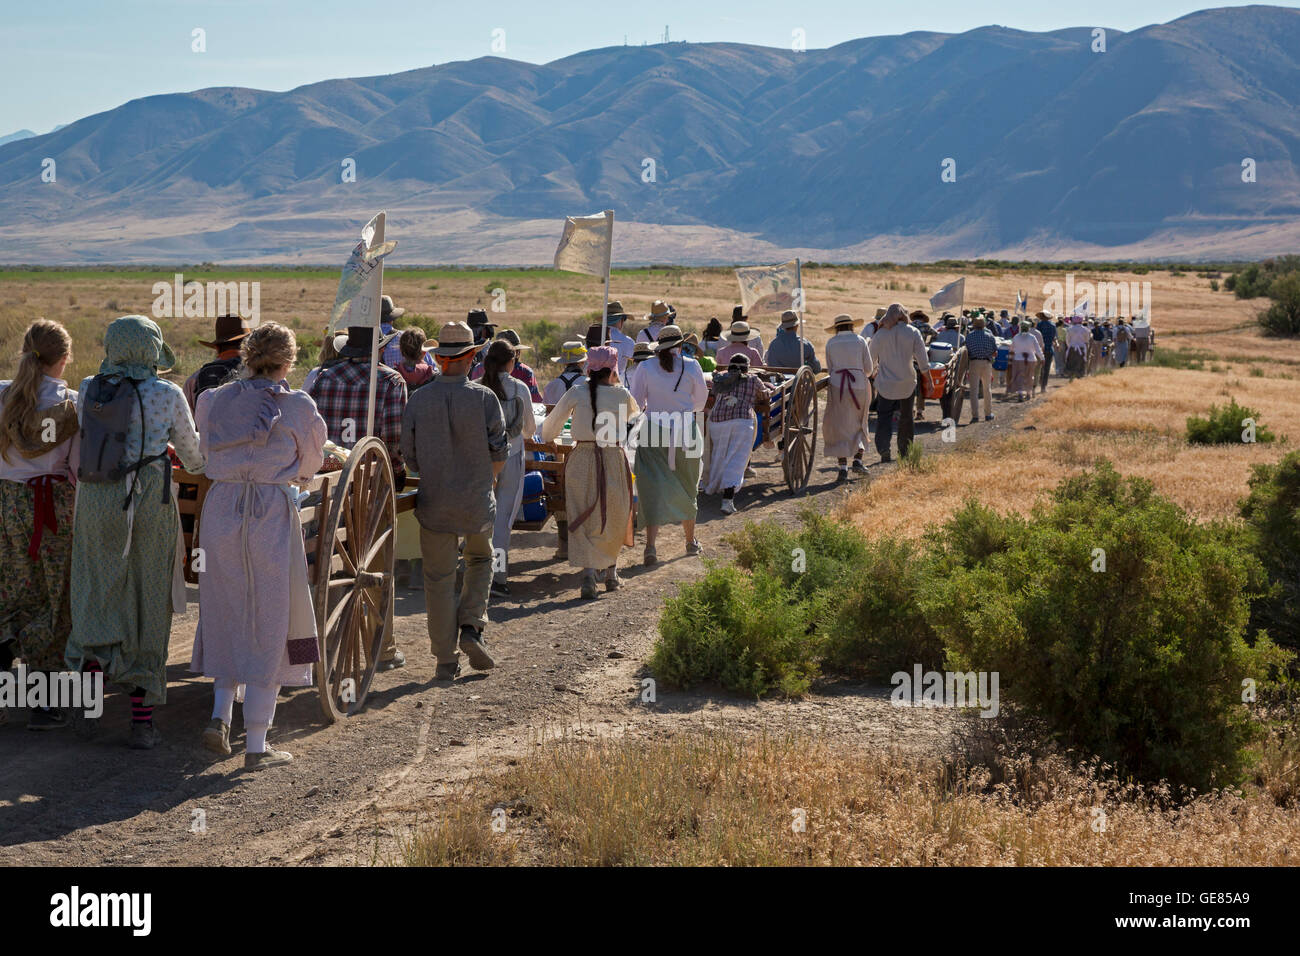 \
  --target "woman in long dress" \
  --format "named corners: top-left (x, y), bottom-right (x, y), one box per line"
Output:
top-left (191, 323), bottom-right (326, 769)
top-left (481, 339), bottom-right (537, 597)
top-left (702, 353), bottom-right (770, 513)
top-left (822, 313), bottom-right (875, 479)
top-left (541, 346), bottom-right (639, 600)
top-left (629, 325), bottom-right (709, 565)
top-left (66, 315), bottom-right (203, 749)
top-left (1007, 321), bottom-right (1043, 401)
